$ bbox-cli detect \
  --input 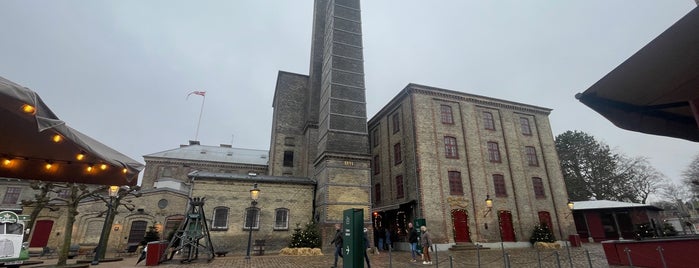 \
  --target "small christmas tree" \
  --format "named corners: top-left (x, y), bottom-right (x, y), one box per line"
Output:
top-left (289, 222), bottom-right (321, 248)
top-left (529, 224), bottom-right (555, 244)
top-left (662, 222), bottom-right (678, 236)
